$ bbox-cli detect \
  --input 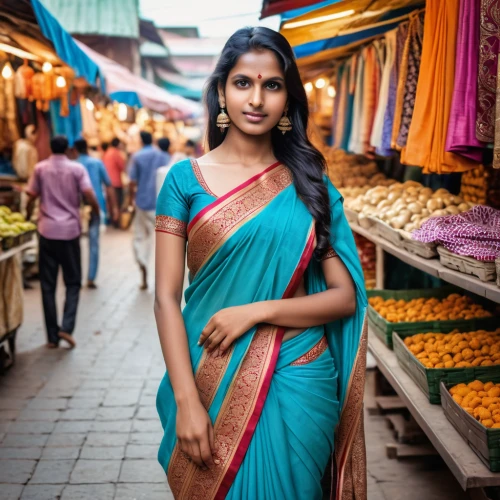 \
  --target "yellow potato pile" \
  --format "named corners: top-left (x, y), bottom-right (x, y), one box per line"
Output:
top-left (404, 329), bottom-right (500, 369)
top-left (449, 380), bottom-right (500, 428)
top-left (368, 293), bottom-right (492, 323)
